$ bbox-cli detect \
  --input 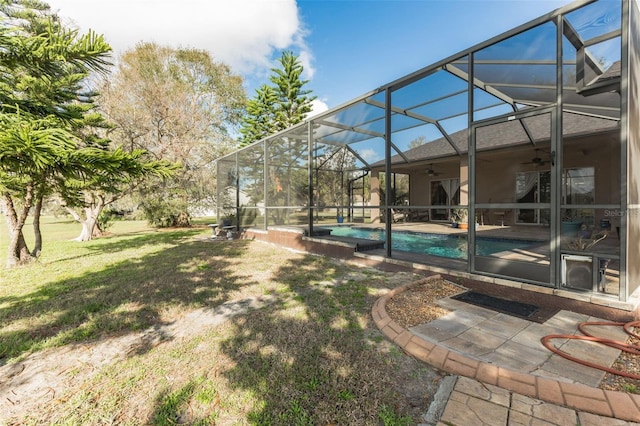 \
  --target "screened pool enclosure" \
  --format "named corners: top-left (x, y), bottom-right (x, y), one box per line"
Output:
top-left (215, 0), bottom-right (640, 304)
